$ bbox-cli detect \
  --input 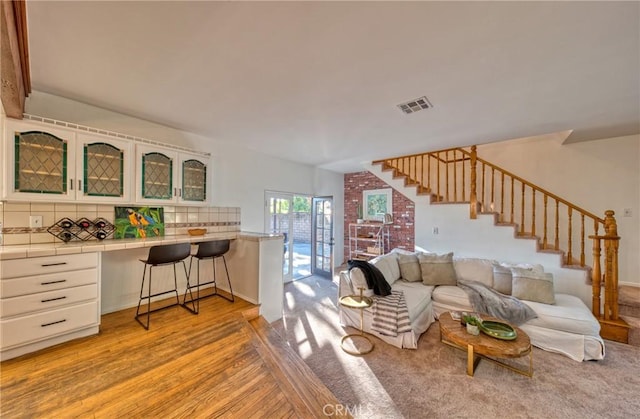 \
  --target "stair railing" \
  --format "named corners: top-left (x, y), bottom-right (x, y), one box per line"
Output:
top-left (373, 146), bottom-right (623, 329)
